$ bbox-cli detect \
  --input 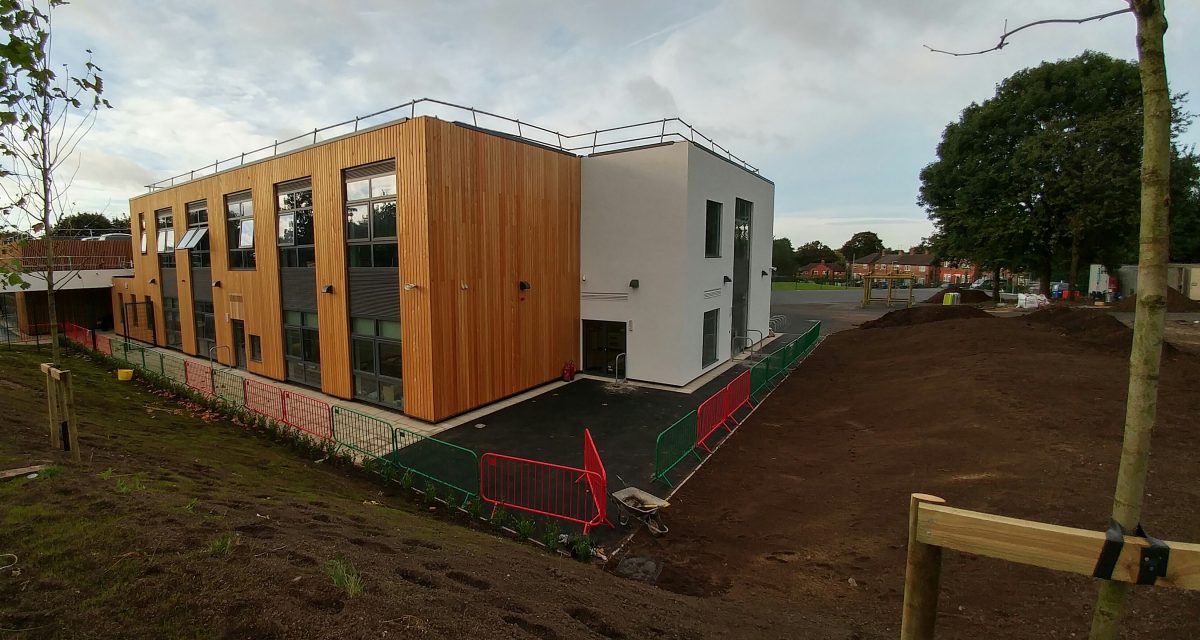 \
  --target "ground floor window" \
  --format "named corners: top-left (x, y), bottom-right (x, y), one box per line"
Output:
top-left (351, 317), bottom-right (402, 410)
top-left (702, 308), bottom-right (719, 367)
top-left (283, 310), bottom-right (321, 388)
top-left (163, 297), bottom-right (182, 347)
top-left (194, 300), bottom-right (215, 356)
